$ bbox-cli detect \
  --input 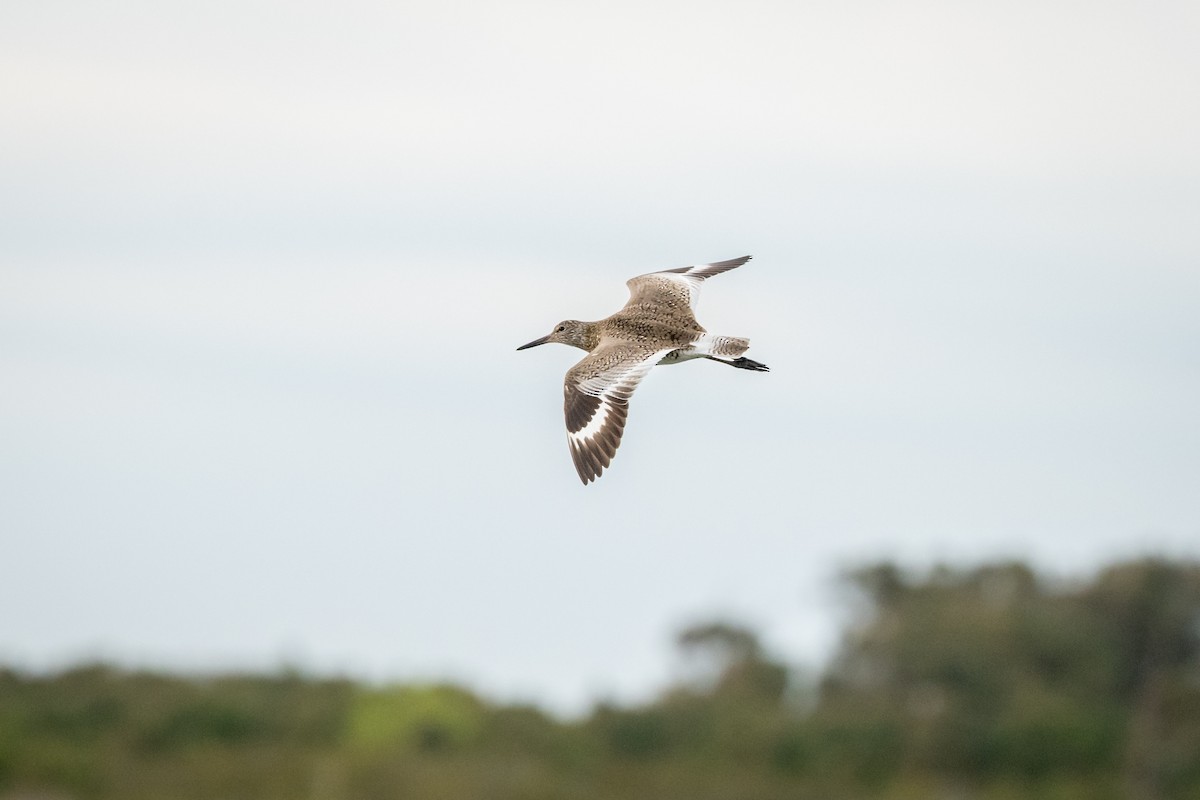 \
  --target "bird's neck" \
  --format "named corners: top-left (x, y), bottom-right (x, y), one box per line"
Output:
top-left (576, 322), bottom-right (603, 351)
